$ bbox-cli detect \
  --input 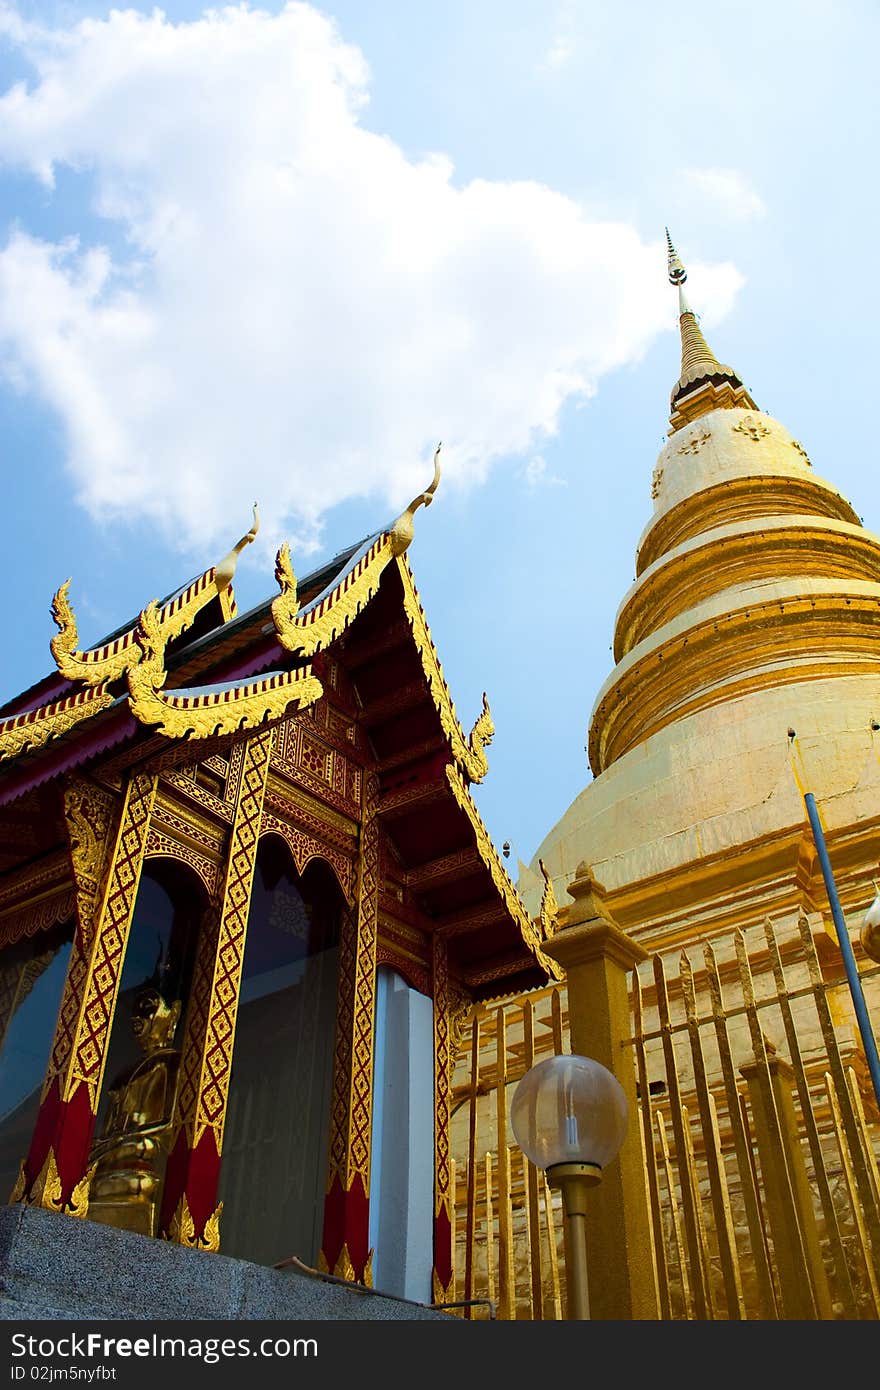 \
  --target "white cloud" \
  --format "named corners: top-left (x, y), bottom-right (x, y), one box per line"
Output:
top-left (0, 3), bottom-right (744, 554)
top-left (682, 167), bottom-right (766, 221)
top-left (523, 454), bottom-right (565, 488)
